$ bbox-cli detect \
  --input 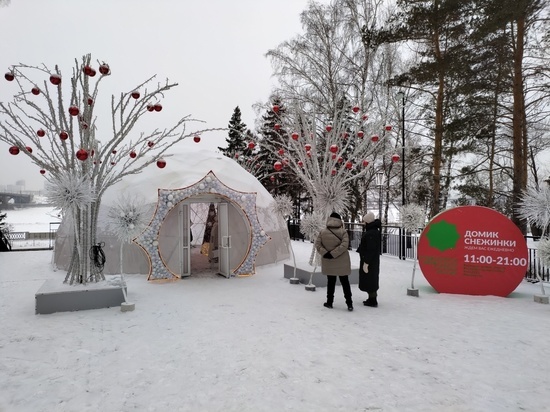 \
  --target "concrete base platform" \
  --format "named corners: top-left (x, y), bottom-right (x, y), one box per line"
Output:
top-left (35, 275), bottom-right (127, 315)
top-left (284, 264), bottom-right (359, 287)
top-left (534, 294), bottom-right (549, 304)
